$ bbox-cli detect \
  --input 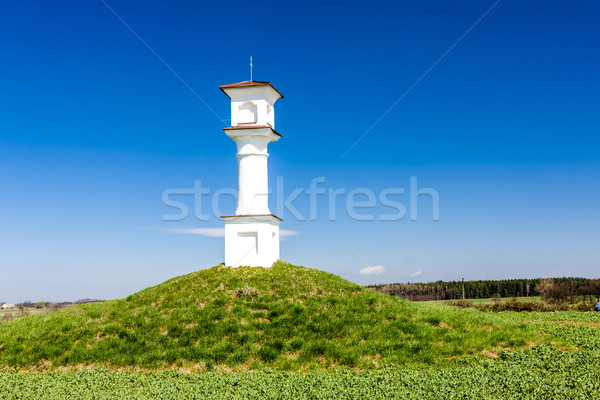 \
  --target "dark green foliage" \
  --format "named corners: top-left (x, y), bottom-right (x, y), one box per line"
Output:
top-left (370, 277), bottom-right (596, 301)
